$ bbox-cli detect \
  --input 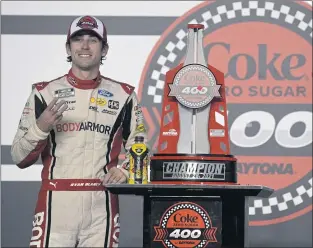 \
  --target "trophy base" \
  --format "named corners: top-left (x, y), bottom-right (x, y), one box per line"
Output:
top-left (150, 153), bottom-right (237, 184)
